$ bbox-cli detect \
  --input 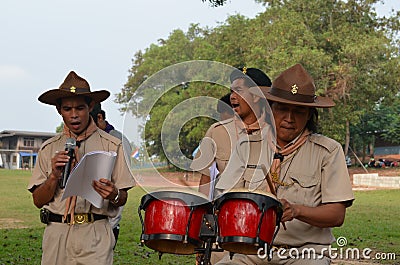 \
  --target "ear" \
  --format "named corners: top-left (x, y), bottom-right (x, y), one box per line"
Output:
top-left (97, 113), bottom-right (104, 121)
